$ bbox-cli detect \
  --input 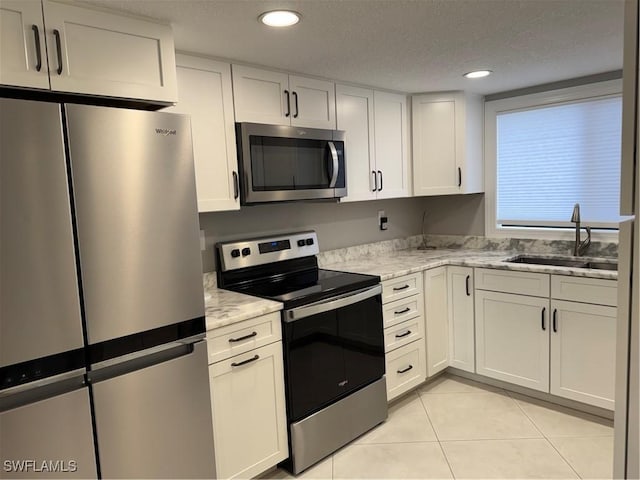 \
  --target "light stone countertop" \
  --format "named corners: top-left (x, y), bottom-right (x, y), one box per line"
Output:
top-left (203, 248), bottom-right (617, 332)
top-left (321, 249), bottom-right (618, 281)
top-left (203, 273), bottom-right (282, 331)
